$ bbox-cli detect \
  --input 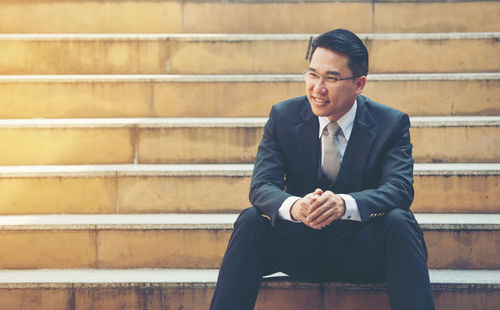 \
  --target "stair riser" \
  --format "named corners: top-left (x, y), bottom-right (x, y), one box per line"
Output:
top-left (1, 286), bottom-right (498, 310)
top-left (0, 228), bottom-right (497, 269)
top-left (374, 2), bottom-right (500, 33)
top-left (0, 230), bottom-right (96, 269)
top-left (0, 174), bottom-right (497, 214)
top-left (0, 2), bottom-right (498, 33)
top-left (1, 38), bottom-right (498, 74)
top-left (167, 38), bottom-right (500, 74)
top-left (324, 289), bottom-right (500, 310)
top-left (425, 230), bottom-right (499, 269)
top-left (0, 1), bottom-right (182, 34)
top-left (412, 175), bottom-right (499, 214)
top-left (0, 125), bottom-right (497, 165)
top-left (1, 79), bottom-right (497, 118)
top-left (0, 127), bottom-right (135, 165)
